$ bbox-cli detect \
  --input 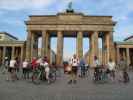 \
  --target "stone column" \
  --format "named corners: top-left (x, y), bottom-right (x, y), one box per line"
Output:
top-left (109, 32), bottom-right (115, 61)
top-left (87, 37), bottom-right (90, 64)
top-left (0, 47), bottom-right (1, 58)
top-left (30, 33), bottom-right (38, 59)
top-left (11, 46), bottom-right (15, 59)
top-left (31, 32), bottom-right (34, 59)
top-left (102, 35), bottom-right (106, 65)
top-left (45, 32), bottom-right (49, 57)
top-left (45, 32), bottom-right (51, 63)
top-left (116, 47), bottom-right (120, 64)
top-left (105, 31), bottom-right (114, 63)
top-left (107, 31), bottom-right (115, 62)
top-left (105, 33), bottom-right (109, 63)
top-left (42, 30), bottom-right (47, 57)
top-left (14, 47), bottom-right (18, 59)
top-left (48, 37), bottom-right (51, 63)
top-left (34, 35), bottom-right (38, 58)
top-left (122, 49), bottom-right (126, 60)
top-left (90, 31), bottom-right (99, 66)
top-left (0, 47), bottom-right (2, 64)
top-left (26, 30), bottom-right (32, 60)
top-left (21, 46), bottom-right (24, 61)
top-left (2, 46), bottom-right (6, 64)
top-left (126, 48), bottom-right (130, 66)
top-left (56, 31), bottom-right (63, 65)
top-left (77, 31), bottom-right (83, 59)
